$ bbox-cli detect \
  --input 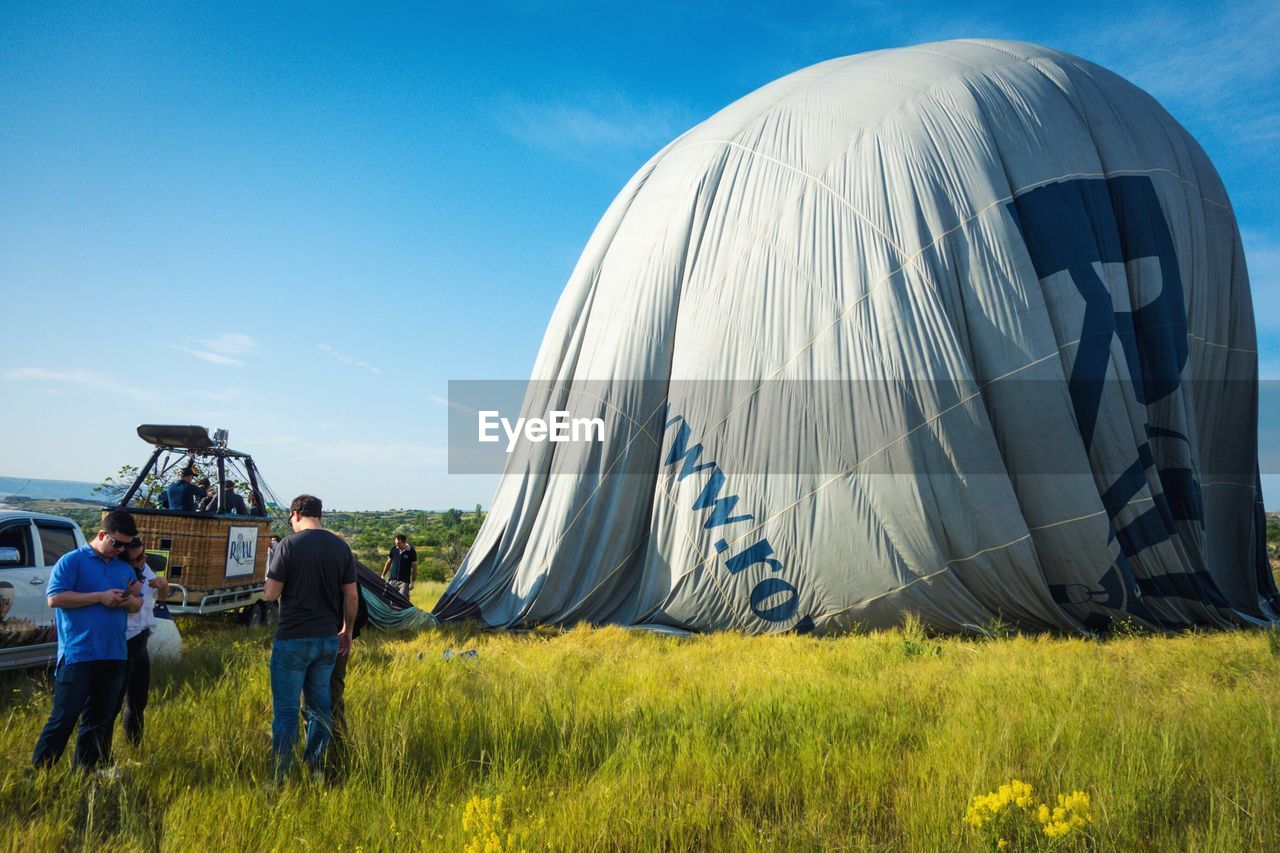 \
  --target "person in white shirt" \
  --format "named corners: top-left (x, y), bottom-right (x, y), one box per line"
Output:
top-left (266, 534), bottom-right (281, 571)
top-left (115, 538), bottom-right (168, 747)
